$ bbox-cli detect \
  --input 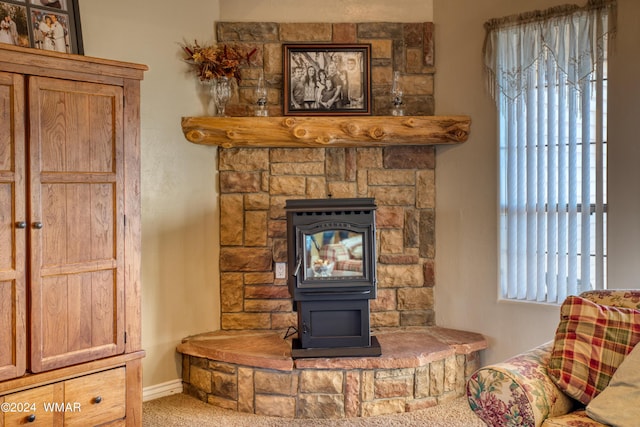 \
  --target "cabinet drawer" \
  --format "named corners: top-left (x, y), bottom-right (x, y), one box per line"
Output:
top-left (63, 368), bottom-right (126, 426)
top-left (2, 384), bottom-right (57, 426)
